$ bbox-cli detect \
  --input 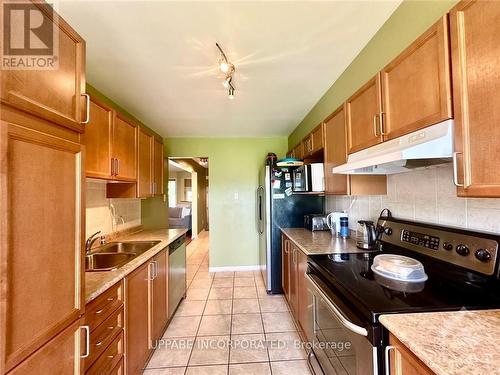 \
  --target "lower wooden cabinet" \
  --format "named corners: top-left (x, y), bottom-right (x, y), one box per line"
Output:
top-left (281, 237), bottom-right (290, 300)
top-left (6, 318), bottom-right (85, 375)
top-left (86, 332), bottom-right (124, 375)
top-left (388, 334), bottom-right (434, 375)
top-left (152, 250), bottom-right (169, 341)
